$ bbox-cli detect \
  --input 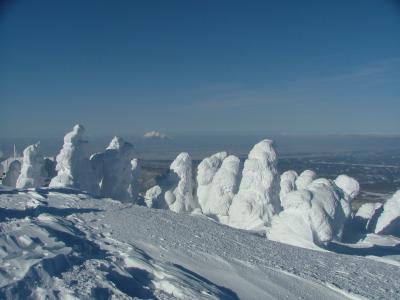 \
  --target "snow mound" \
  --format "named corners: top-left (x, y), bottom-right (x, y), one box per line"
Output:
top-left (143, 130), bottom-right (169, 139)
top-left (2, 160), bottom-right (21, 187)
top-left (16, 143), bottom-right (47, 189)
top-left (374, 190), bottom-right (400, 236)
top-left (228, 139), bottom-right (280, 230)
top-left (49, 124), bottom-right (98, 194)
